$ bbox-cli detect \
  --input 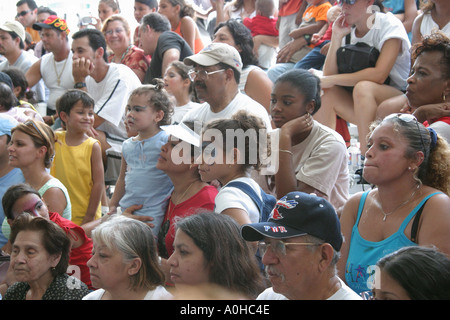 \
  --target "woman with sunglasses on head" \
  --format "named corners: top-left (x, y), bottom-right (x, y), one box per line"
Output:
top-left (2, 120), bottom-right (71, 251)
top-left (313, 0), bottom-right (411, 155)
top-left (102, 15), bottom-right (150, 83)
top-left (7, 120), bottom-right (71, 220)
top-left (337, 113), bottom-right (450, 295)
